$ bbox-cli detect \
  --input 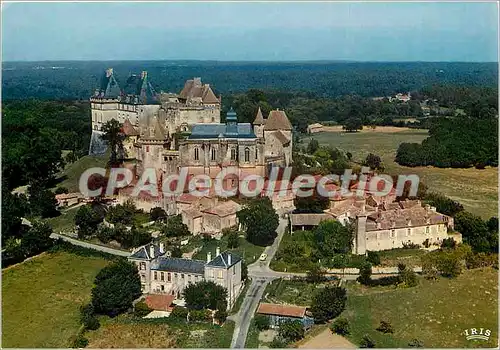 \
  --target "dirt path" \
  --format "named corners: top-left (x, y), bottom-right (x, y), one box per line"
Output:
top-left (298, 328), bottom-right (356, 349)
